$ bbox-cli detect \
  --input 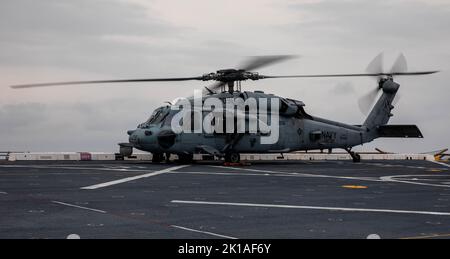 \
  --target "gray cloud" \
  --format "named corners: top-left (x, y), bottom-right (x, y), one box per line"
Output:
top-left (0, 98), bottom-right (160, 151)
top-left (331, 82), bottom-right (355, 95)
top-left (284, 0), bottom-right (450, 50)
top-left (0, 0), bottom-right (190, 75)
top-left (0, 0), bottom-right (172, 38)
